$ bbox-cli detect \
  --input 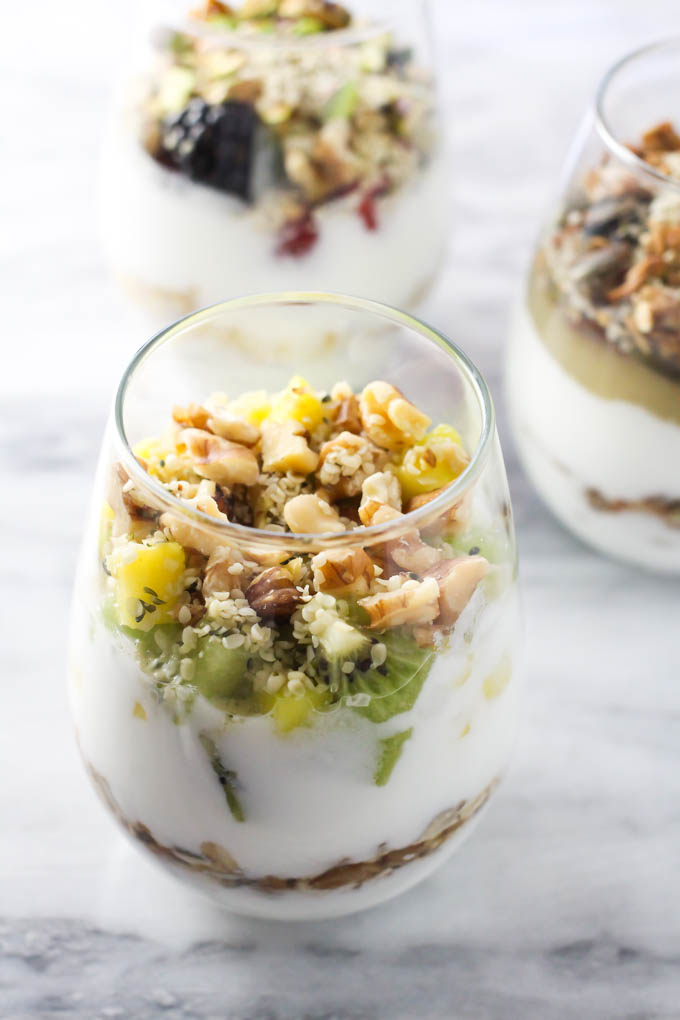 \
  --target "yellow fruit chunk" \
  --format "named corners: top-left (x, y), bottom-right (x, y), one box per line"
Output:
top-left (395, 423), bottom-right (470, 500)
top-left (482, 656), bottom-right (512, 700)
top-left (132, 701), bottom-right (147, 720)
top-left (271, 685), bottom-right (329, 734)
top-left (132, 437), bottom-right (170, 479)
top-left (268, 376), bottom-right (324, 431)
top-left (111, 541), bottom-right (186, 631)
top-left (229, 390), bottom-right (272, 426)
